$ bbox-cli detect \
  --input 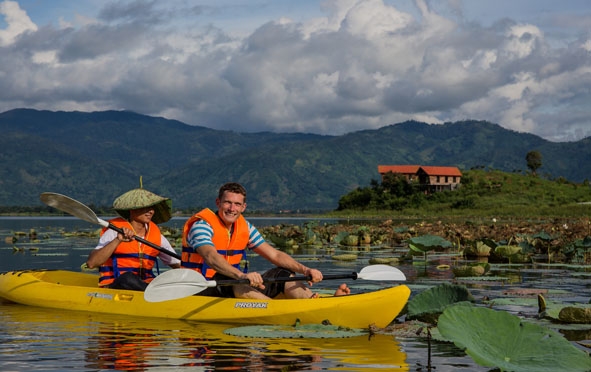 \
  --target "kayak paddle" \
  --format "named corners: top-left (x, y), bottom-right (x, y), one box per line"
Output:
top-left (144, 264), bottom-right (406, 302)
top-left (40, 192), bottom-right (181, 260)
